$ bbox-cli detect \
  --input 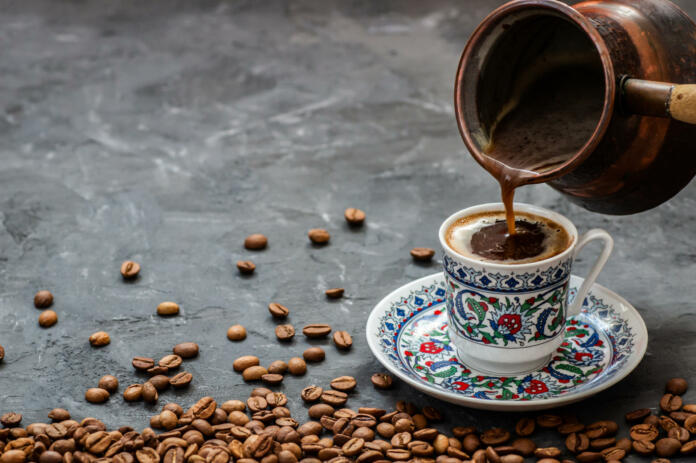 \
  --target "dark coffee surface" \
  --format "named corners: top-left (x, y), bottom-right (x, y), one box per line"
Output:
top-left (470, 219), bottom-right (546, 261)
